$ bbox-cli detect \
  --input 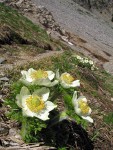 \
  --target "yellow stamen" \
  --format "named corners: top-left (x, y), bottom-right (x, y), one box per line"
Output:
top-left (26, 95), bottom-right (45, 113)
top-left (78, 100), bottom-right (90, 115)
top-left (31, 69), bottom-right (48, 80)
top-left (61, 73), bottom-right (75, 84)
